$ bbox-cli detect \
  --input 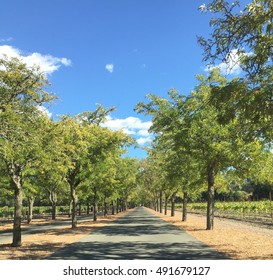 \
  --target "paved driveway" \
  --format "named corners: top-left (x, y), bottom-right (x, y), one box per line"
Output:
top-left (49, 207), bottom-right (229, 260)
